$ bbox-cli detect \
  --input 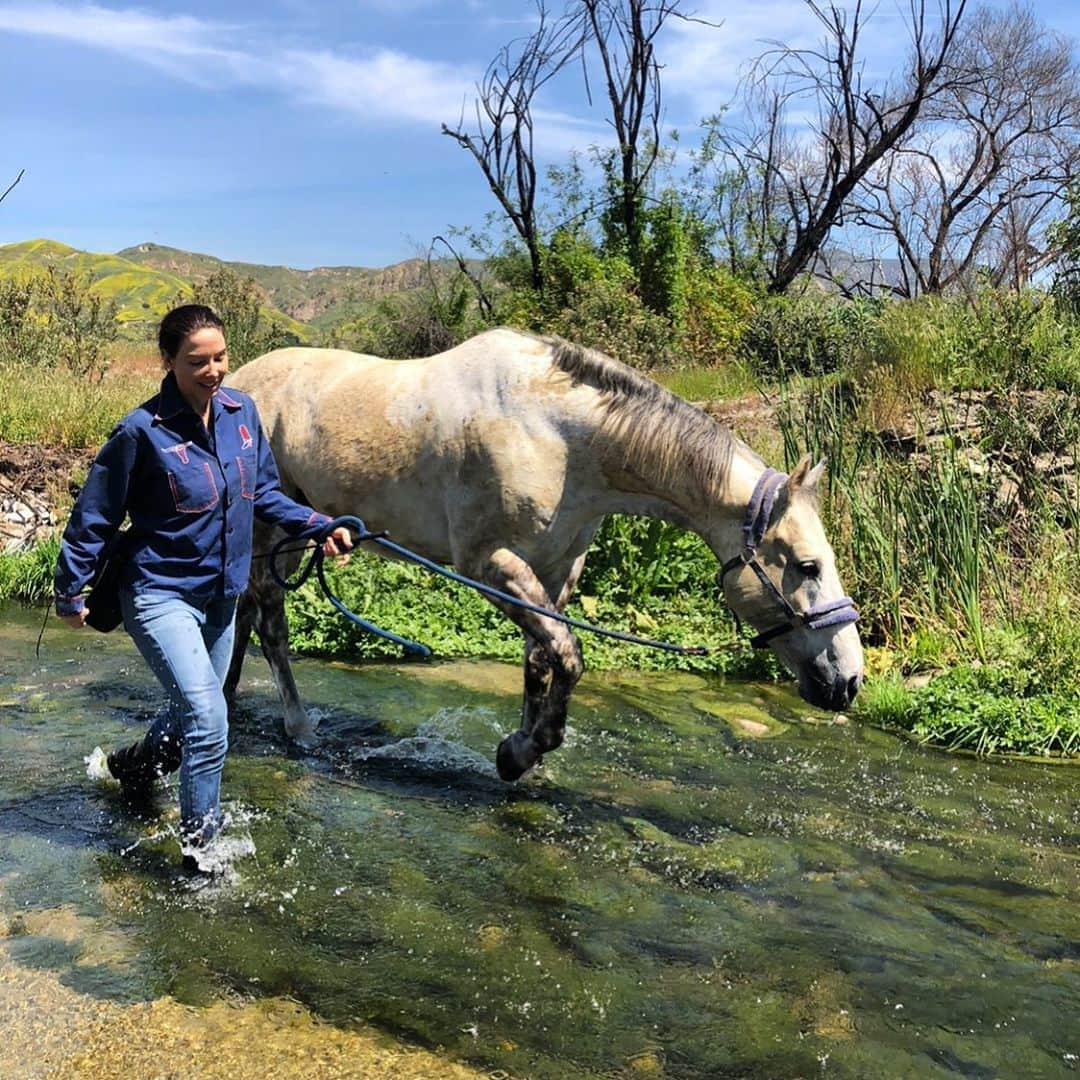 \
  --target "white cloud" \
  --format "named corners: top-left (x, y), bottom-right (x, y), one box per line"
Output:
top-left (279, 47), bottom-right (476, 126)
top-left (0, 0), bottom-right (619, 156)
top-left (0, 3), bottom-right (480, 128)
top-left (0, 3), bottom-right (263, 84)
top-left (661, 1), bottom-right (823, 118)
